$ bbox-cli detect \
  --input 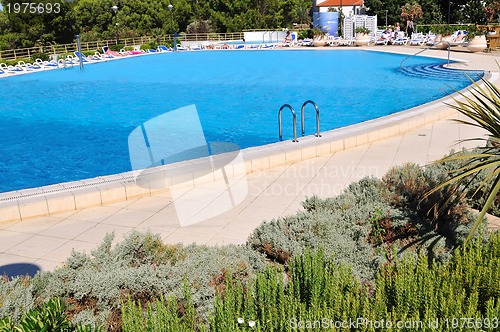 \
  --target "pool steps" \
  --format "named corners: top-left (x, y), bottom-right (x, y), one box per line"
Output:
top-left (400, 64), bottom-right (484, 80)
